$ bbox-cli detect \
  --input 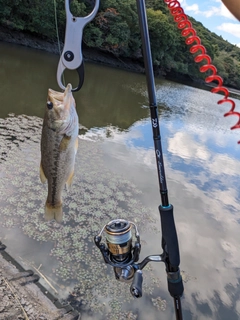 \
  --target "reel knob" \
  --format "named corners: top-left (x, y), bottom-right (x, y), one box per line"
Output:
top-left (130, 270), bottom-right (143, 298)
